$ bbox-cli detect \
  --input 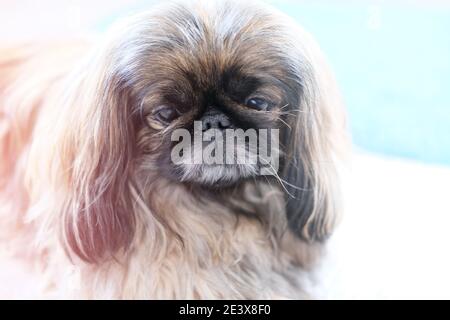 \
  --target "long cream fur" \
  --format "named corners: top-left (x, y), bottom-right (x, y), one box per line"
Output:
top-left (0, 0), bottom-right (347, 299)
